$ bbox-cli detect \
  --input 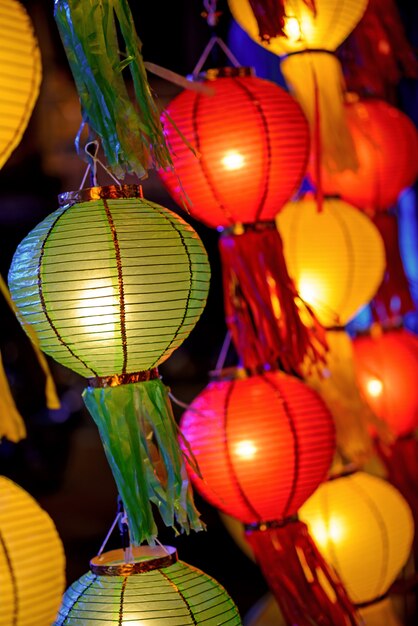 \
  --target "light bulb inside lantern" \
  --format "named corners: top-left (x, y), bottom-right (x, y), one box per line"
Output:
top-left (221, 150), bottom-right (245, 171)
top-left (235, 440), bottom-right (257, 459)
top-left (366, 378), bottom-right (383, 398)
top-left (311, 516), bottom-right (345, 548)
top-left (284, 17), bottom-right (301, 42)
top-left (78, 281), bottom-right (119, 337)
